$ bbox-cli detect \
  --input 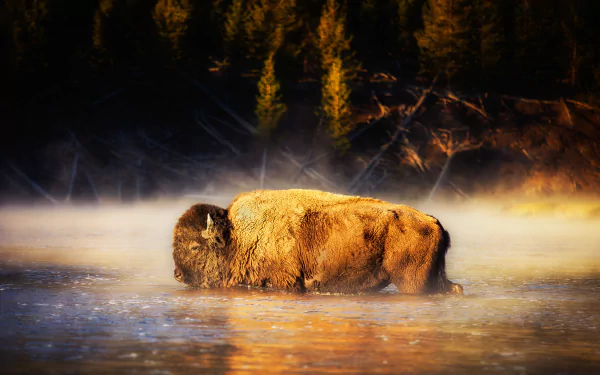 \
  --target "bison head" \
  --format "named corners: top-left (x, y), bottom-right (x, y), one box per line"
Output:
top-left (172, 204), bottom-right (230, 288)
